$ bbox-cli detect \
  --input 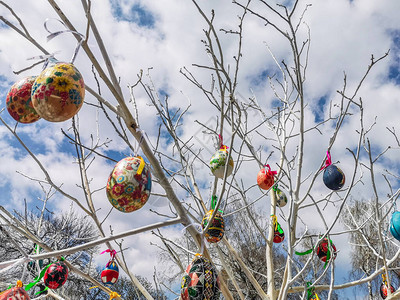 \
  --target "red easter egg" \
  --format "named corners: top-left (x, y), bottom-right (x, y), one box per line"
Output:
top-left (316, 238), bottom-right (337, 262)
top-left (257, 168), bottom-right (275, 190)
top-left (6, 76), bottom-right (40, 124)
top-left (380, 283), bottom-right (395, 299)
top-left (43, 261), bottom-right (69, 289)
